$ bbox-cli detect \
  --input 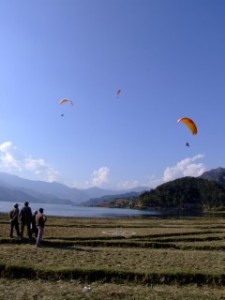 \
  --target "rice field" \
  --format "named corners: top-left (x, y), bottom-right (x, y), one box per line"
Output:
top-left (1, 213), bottom-right (225, 299)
